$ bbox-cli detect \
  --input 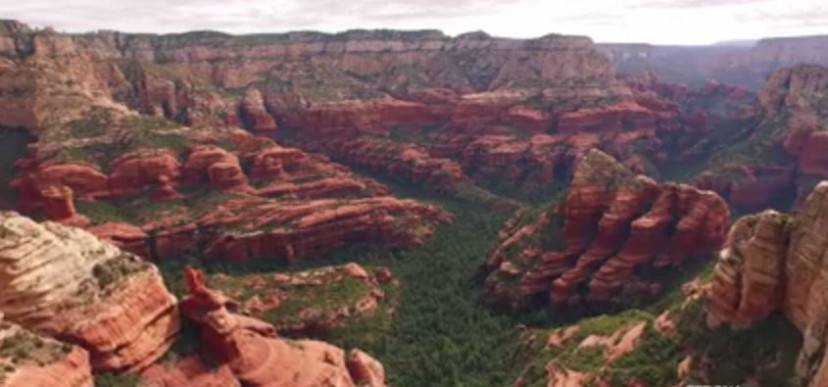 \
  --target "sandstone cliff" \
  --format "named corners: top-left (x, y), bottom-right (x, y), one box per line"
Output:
top-left (0, 212), bottom-right (179, 372)
top-left (706, 181), bottom-right (828, 386)
top-left (600, 34), bottom-right (828, 89)
top-left (485, 150), bottom-right (730, 310)
top-left (692, 64), bottom-right (828, 212)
